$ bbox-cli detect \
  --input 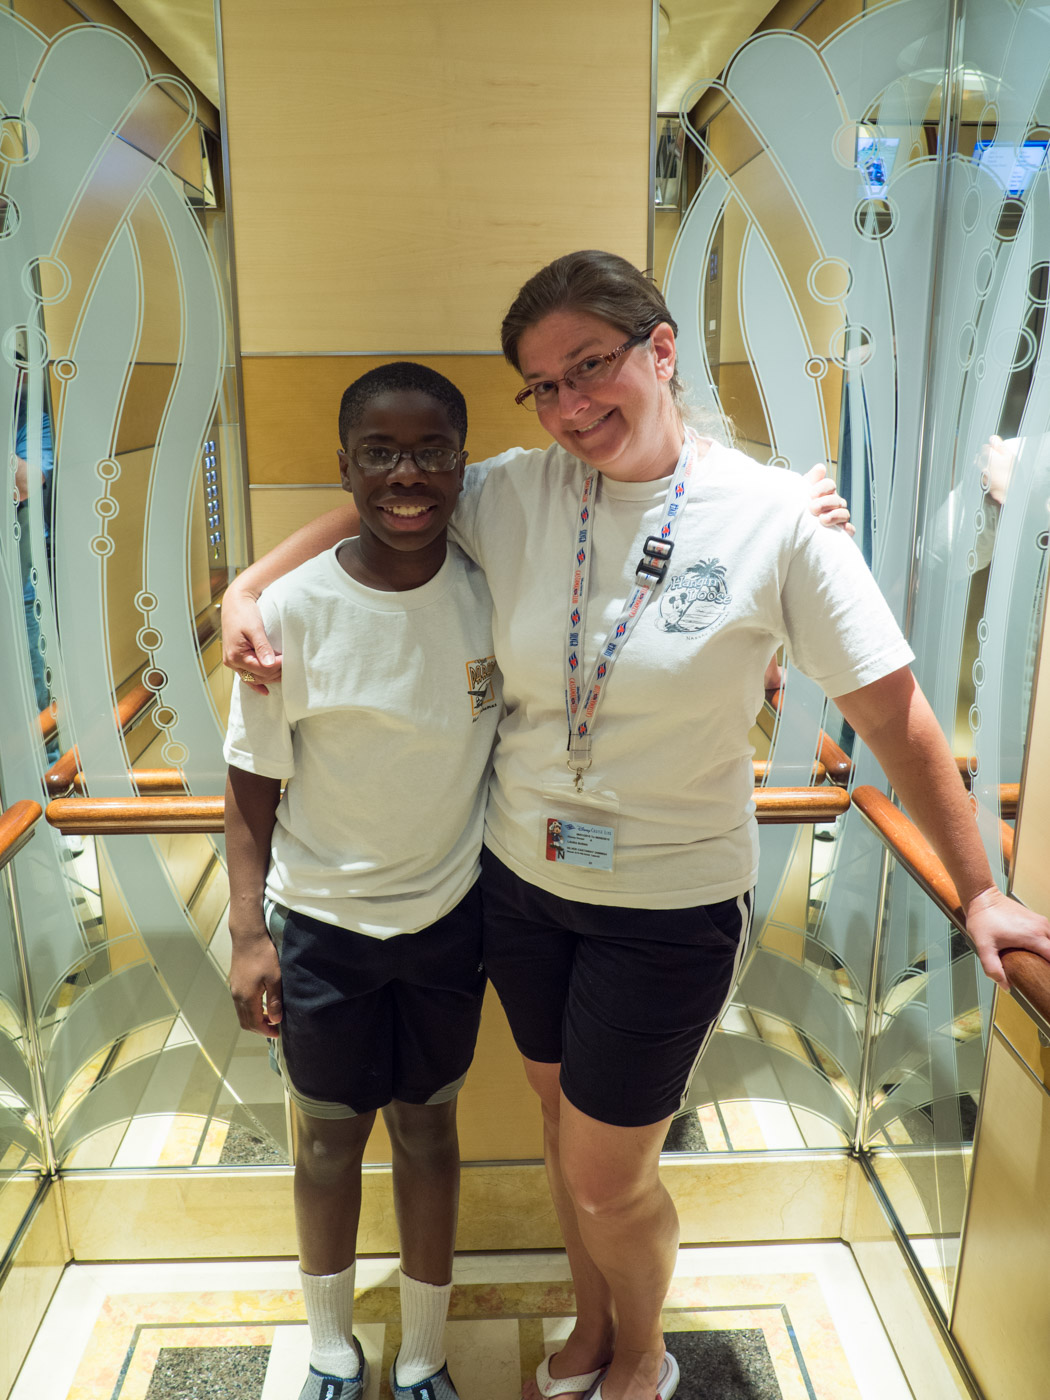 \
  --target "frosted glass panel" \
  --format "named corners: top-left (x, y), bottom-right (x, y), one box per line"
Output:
top-left (0, 1), bottom-right (278, 1172)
